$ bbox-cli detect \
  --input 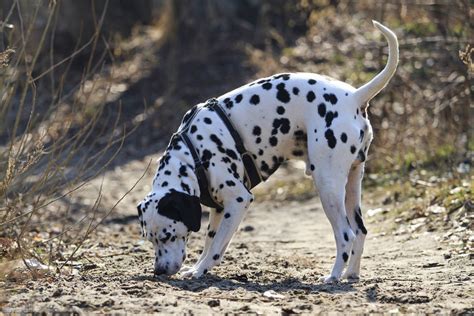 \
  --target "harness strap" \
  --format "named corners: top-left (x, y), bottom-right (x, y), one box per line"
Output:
top-left (179, 133), bottom-right (222, 210)
top-left (206, 99), bottom-right (263, 189)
